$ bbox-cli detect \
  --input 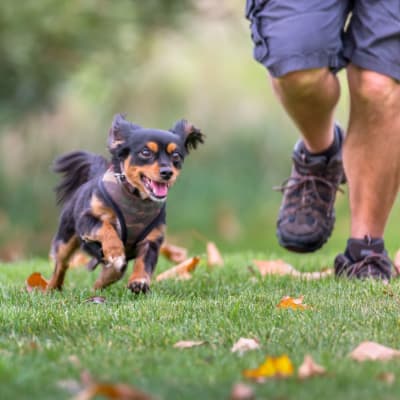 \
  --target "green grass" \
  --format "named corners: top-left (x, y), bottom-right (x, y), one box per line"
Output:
top-left (1, 253), bottom-right (400, 399)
